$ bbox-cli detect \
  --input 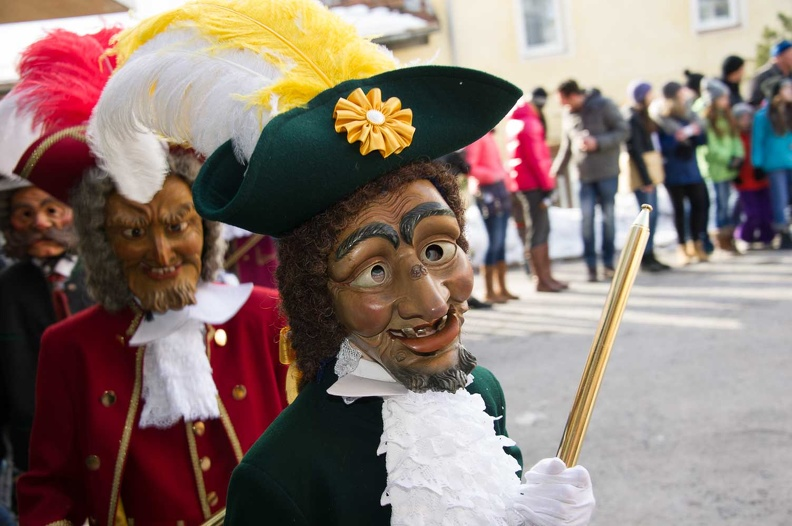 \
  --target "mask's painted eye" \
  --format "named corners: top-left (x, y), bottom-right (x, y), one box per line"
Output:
top-left (350, 263), bottom-right (389, 288)
top-left (168, 221), bottom-right (188, 234)
top-left (421, 241), bottom-right (457, 265)
top-left (122, 227), bottom-right (146, 240)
